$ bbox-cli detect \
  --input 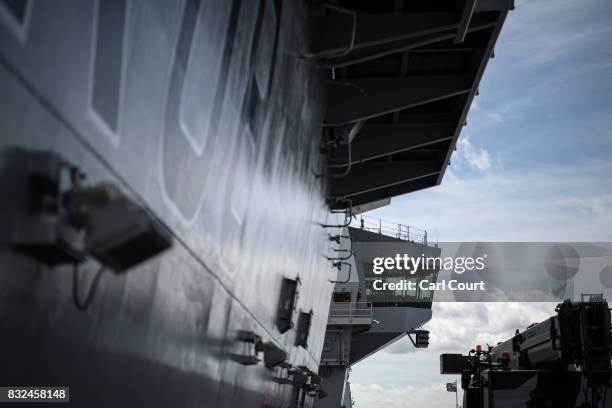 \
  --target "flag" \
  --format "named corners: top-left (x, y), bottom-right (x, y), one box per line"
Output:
top-left (446, 382), bottom-right (457, 392)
